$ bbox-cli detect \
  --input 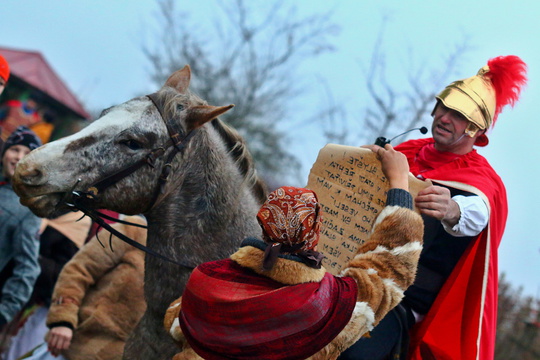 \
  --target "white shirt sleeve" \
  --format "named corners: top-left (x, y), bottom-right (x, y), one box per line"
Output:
top-left (441, 195), bottom-right (489, 237)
